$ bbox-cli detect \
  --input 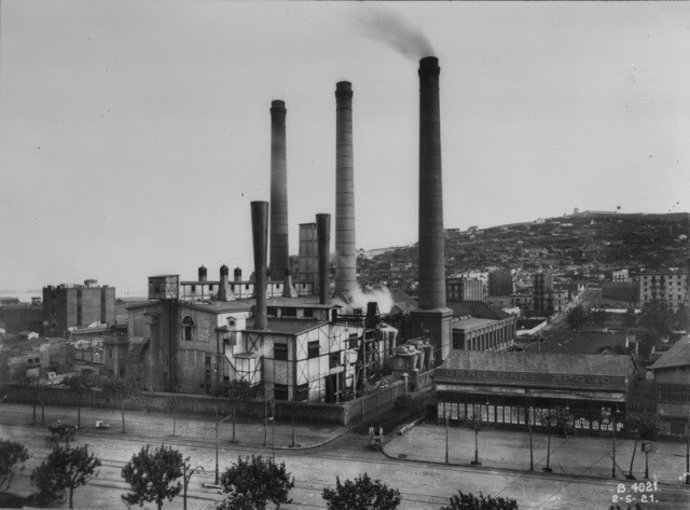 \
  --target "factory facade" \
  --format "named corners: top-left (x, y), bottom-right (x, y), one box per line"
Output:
top-left (43, 280), bottom-right (116, 336)
top-left (433, 350), bottom-right (634, 434)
